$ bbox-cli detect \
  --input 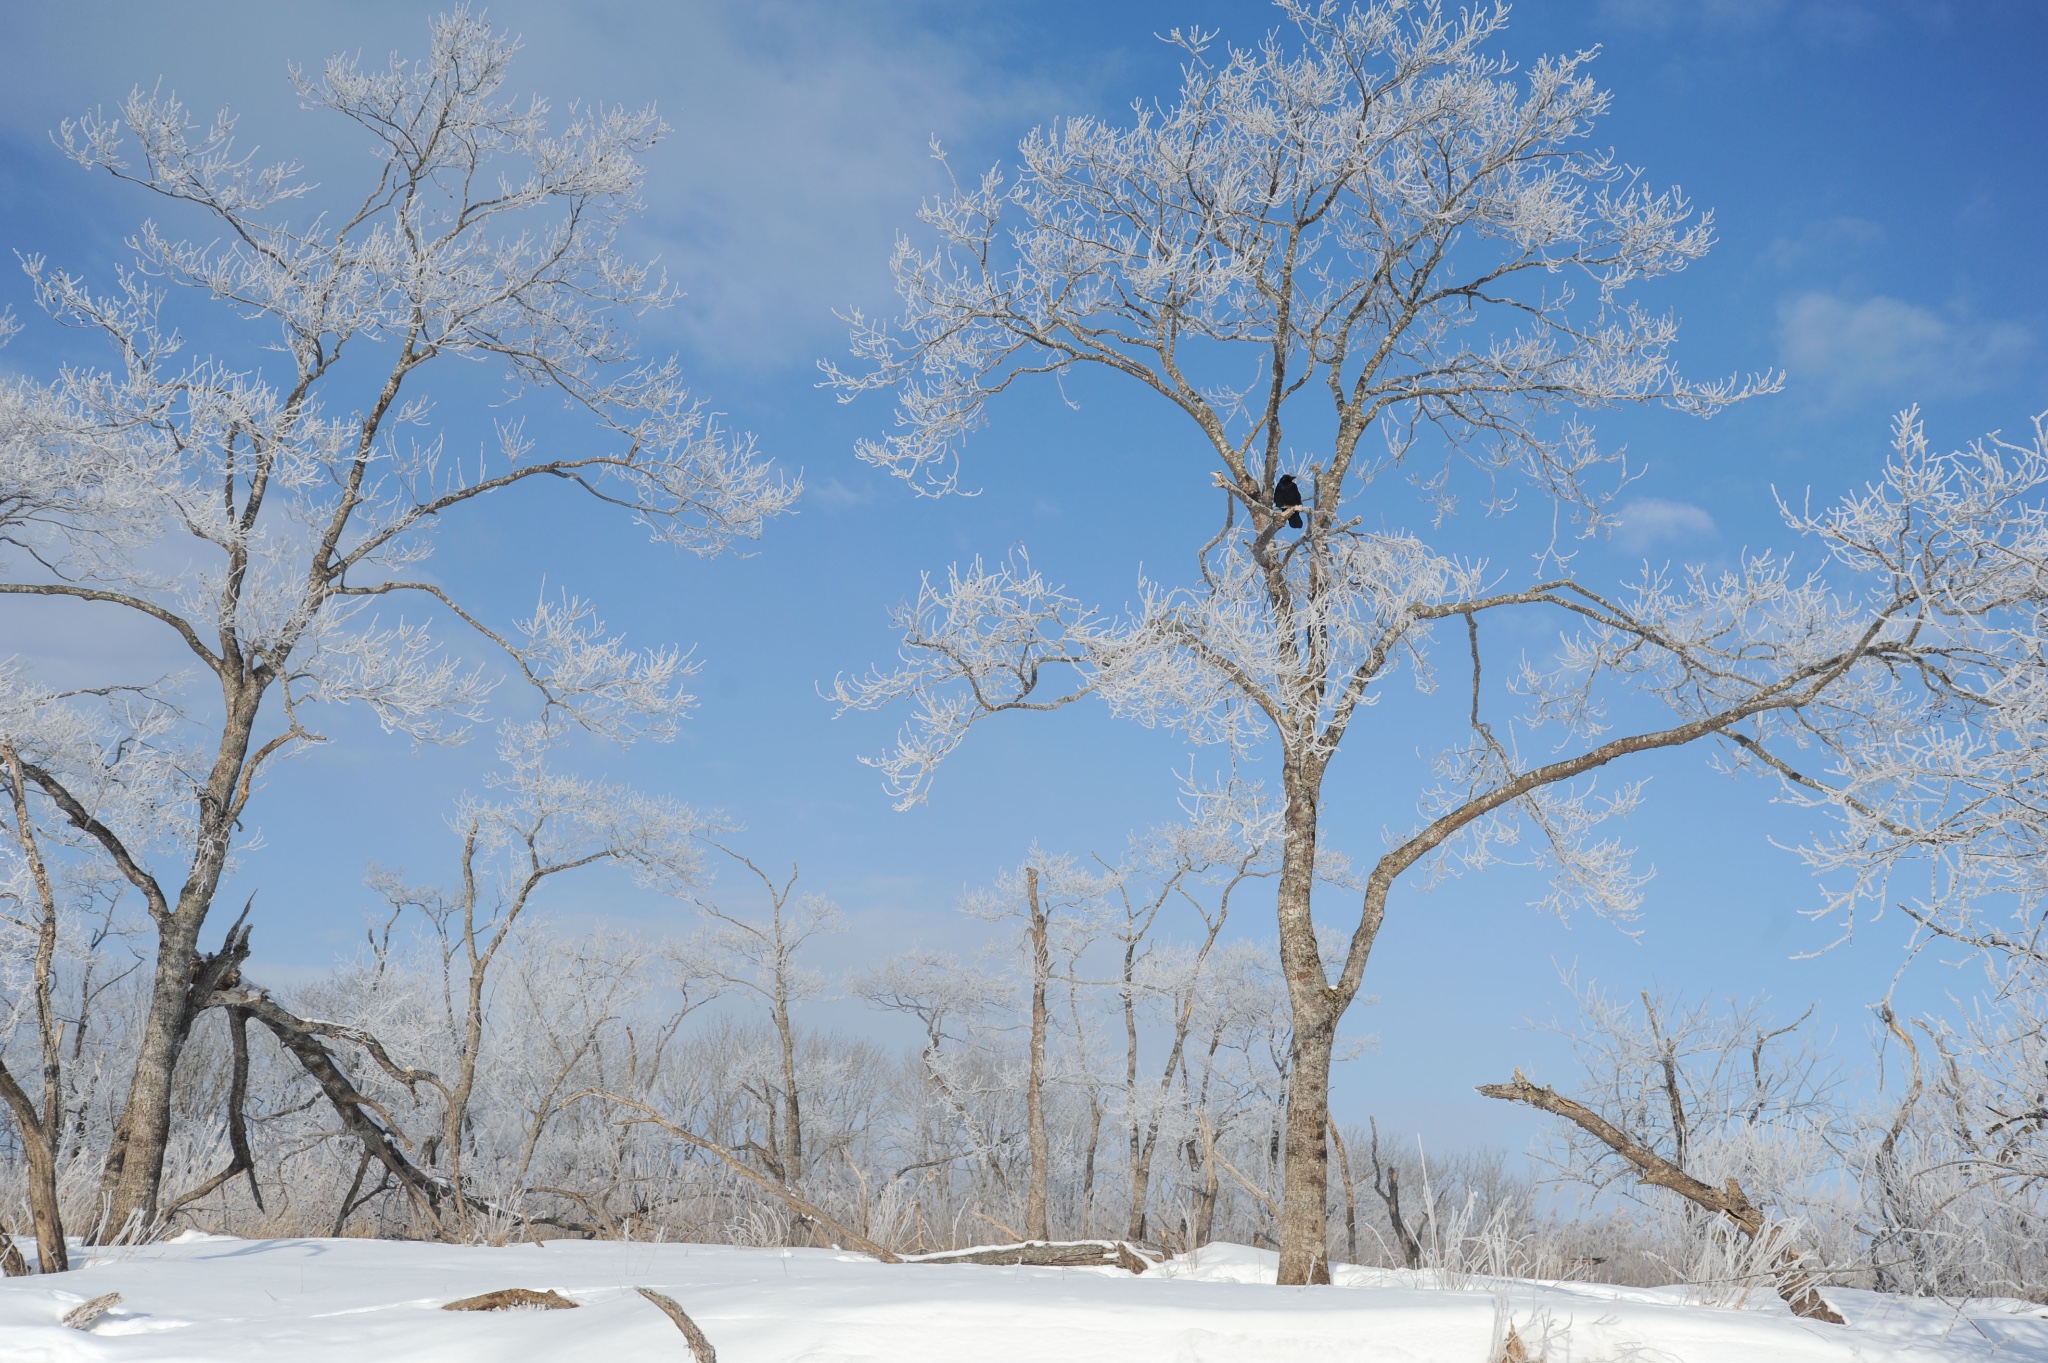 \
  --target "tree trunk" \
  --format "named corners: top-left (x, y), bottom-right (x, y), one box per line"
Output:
top-left (1025, 866), bottom-right (1050, 1242)
top-left (0, 742), bottom-right (70, 1269)
top-left (1081, 1094), bottom-right (1100, 1202)
top-left (0, 1070), bottom-right (65, 1271)
top-left (1277, 1008), bottom-right (1336, 1284)
top-left (1122, 934), bottom-right (1144, 1240)
top-left (774, 993), bottom-right (803, 1182)
top-left (96, 695), bottom-right (262, 1237)
top-left (1274, 769), bottom-right (1335, 1285)
top-left (1329, 1119), bottom-right (1359, 1265)
top-left (96, 913), bottom-right (206, 1237)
